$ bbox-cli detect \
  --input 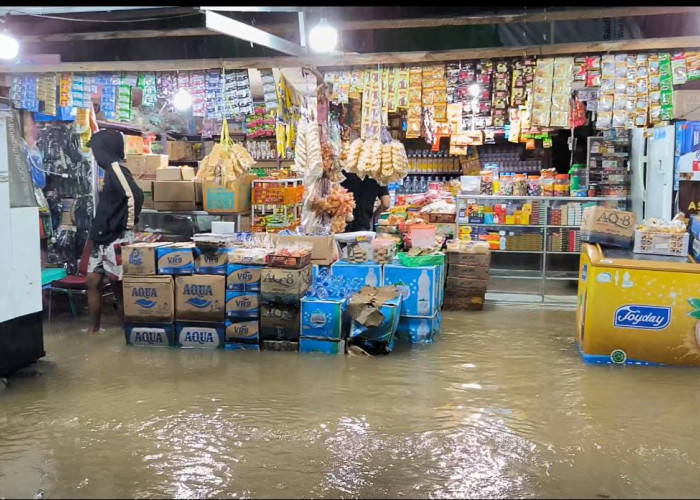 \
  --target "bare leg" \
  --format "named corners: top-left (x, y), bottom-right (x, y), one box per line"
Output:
top-left (110, 279), bottom-right (124, 324)
top-left (86, 272), bottom-right (103, 333)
